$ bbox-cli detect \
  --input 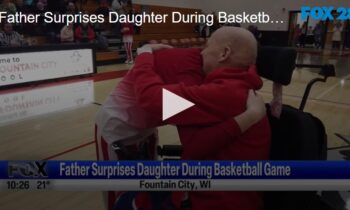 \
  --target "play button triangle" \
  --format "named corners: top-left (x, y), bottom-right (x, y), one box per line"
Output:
top-left (162, 89), bottom-right (195, 121)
